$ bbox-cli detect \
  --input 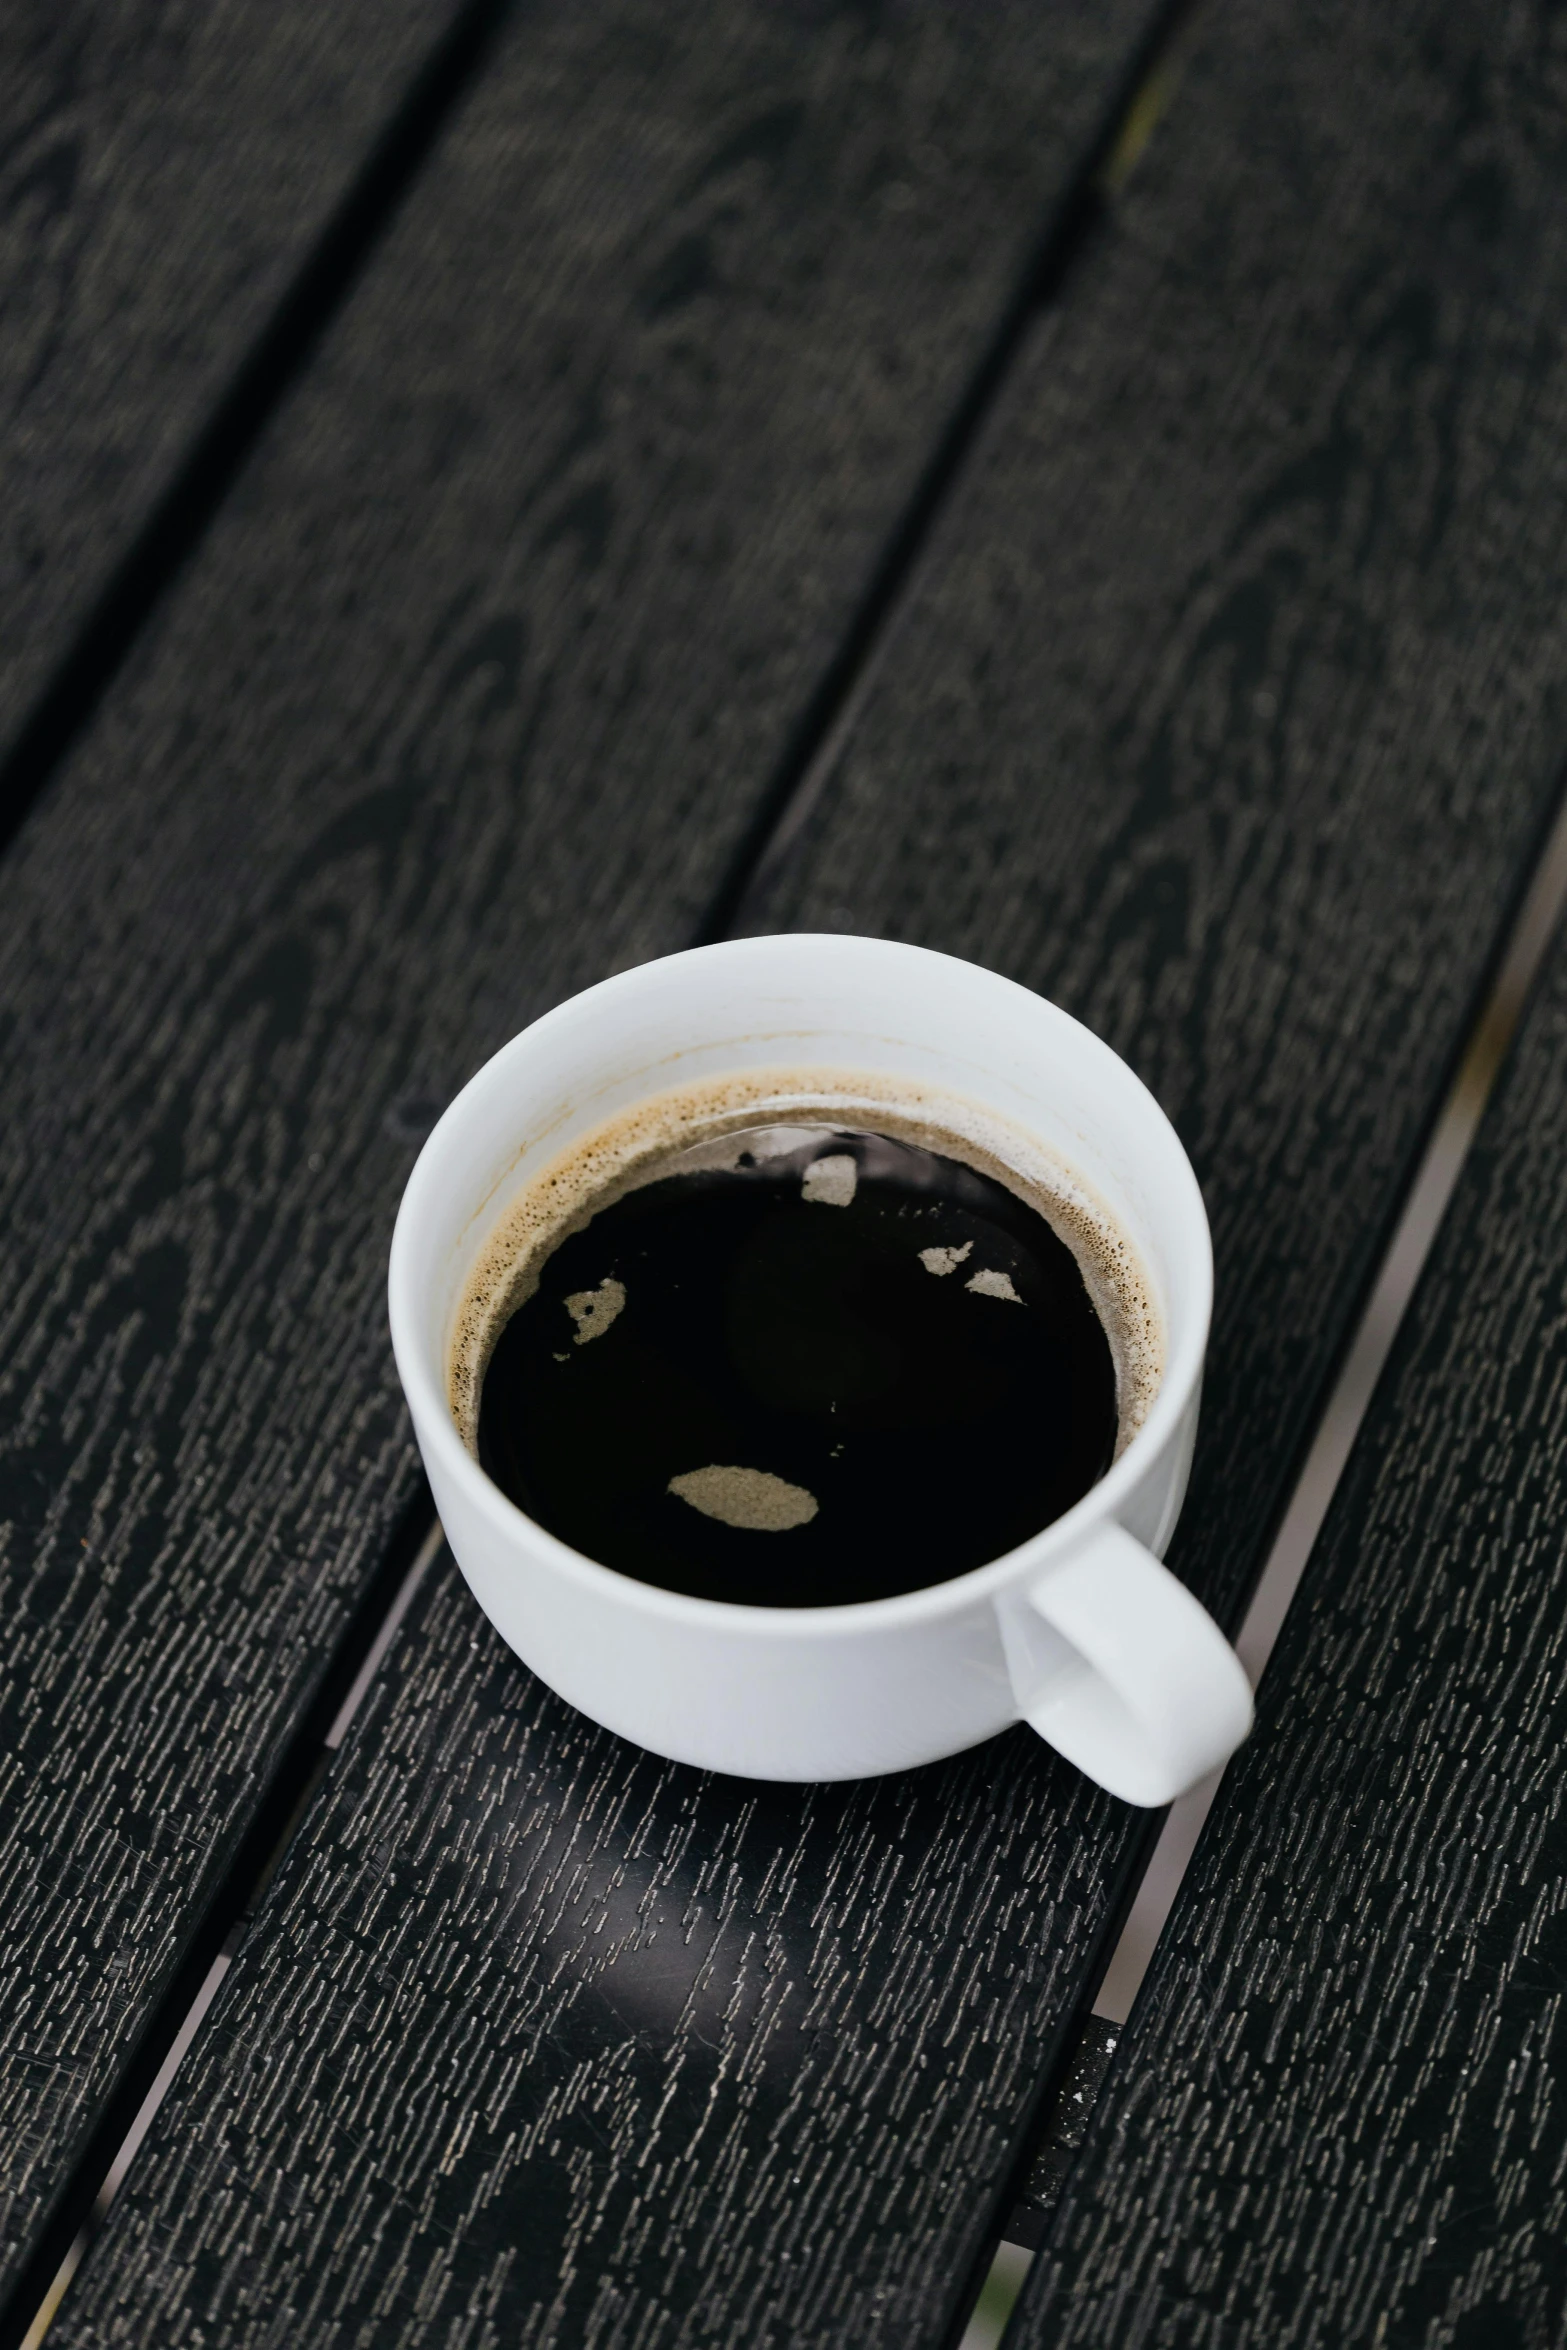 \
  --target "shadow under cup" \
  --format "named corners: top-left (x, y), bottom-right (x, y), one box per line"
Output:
top-left (389, 935), bottom-right (1245, 1800)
